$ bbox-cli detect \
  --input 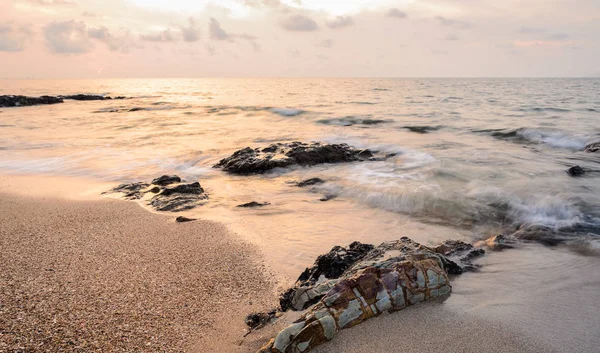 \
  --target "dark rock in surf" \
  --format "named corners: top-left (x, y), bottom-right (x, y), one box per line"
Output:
top-left (128, 107), bottom-right (145, 112)
top-left (319, 195), bottom-right (337, 202)
top-left (152, 175), bottom-right (182, 186)
top-left (403, 125), bottom-right (442, 134)
top-left (214, 142), bottom-right (387, 175)
top-left (61, 94), bottom-right (108, 101)
top-left (237, 201), bottom-right (271, 208)
top-left (432, 239), bottom-right (485, 273)
top-left (0, 95), bottom-right (64, 108)
top-left (567, 166), bottom-right (585, 177)
top-left (107, 176), bottom-right (208, 212)
top-left (296, 178), bottom-right (325, 187)
top-left (175, 216), bottom-right (197, 223)
top-left (584, 142), bottom-right (600, 153)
